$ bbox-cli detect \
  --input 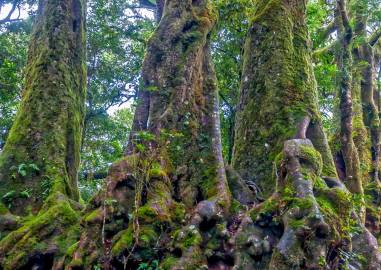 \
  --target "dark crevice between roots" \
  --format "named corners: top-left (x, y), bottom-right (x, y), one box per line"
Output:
top-left (172, 178), bottom-right (181, 202)
top-left (115, 176), bottom-right (135, 190)
top-left (172, 247), bottom-right (183, 258)
top-left (199, 216), bottom-right (217, 232)
top-left (196, 186), bottom-right (204, 203)
top-left (111, 258), bottom-right (140, 270)
top-left (207, 254), bottom-right (235, 268)
top-left (19, 253), bottom-right (54, 270)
